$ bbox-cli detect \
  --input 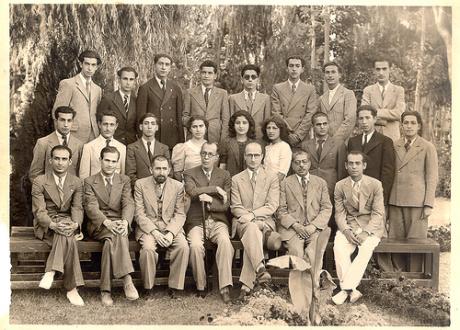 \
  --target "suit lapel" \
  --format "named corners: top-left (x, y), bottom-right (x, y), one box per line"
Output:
top-left (136, 140), bottom-right (151, 168)
top-left (74, 76), bottom-right (89, 102)
top-left (113, 92), bottom-right (127, 119)
top-left (358, 177), bottom-right (370, 213)
top-left (234, 92), bottom-right (247, 112)
top-left (305, 140), bottom-right (319, 163)
top-left (161, 80), bottom-right (173, 106)
top-left (61, 175), bottom-right (76, 207)
top-left (328, 85), bottom-right (343, 109)
top-left (374, 83), bottom-right (384, 108)
top-left (344, 179), bottom-right (358, 210)
top-left (207, 88), bottom-right (219, 112)
top-left (161, 179), bottom-right (175, 218)
top-left (191, 87), bottom-right (207, 111)
top-left (149, 79), bottom-right (163, 103)
top-left (108, 174), bottom-right (122, 207)
top-left (364, 133), bottom-right (381, 154)
top-left (401, 137), bottom-right (423, 166)
top-left (287, 82), bottom-right (305, 113)
top-left (253, 168), bottom-right (266, 207)
top-left (94, 174), bottom-right (110, 206)
top-left (288, 176), bottom-right (304, 210)
top-left (44, 172), bottom-right (62, 208)
top-left (319, 138), bottom-right (334, 162)
top-left (321, 92), bottom-right (330, 111)
top-left (251, 92), bottom-right (264, 116)
top-left (305, 178), bottom-right (315, 210)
